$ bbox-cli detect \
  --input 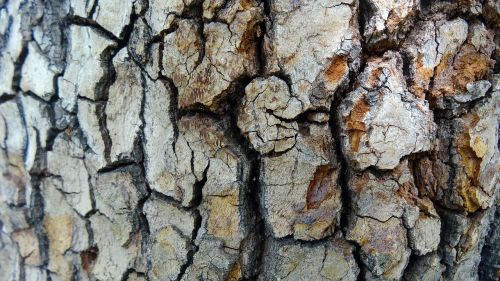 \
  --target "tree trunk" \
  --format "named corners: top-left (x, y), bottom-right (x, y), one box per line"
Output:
top-left (0, 0), bottom-right (498, 280)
